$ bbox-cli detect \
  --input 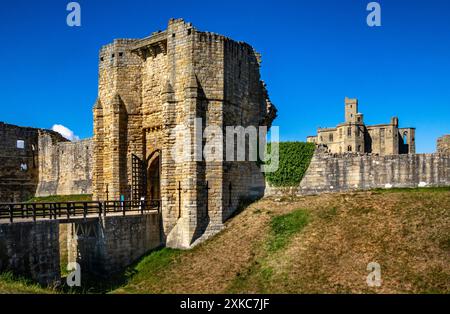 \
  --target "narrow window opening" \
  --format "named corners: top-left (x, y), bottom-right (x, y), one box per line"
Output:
top-left (17, 140), bottom-right (25, 149)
